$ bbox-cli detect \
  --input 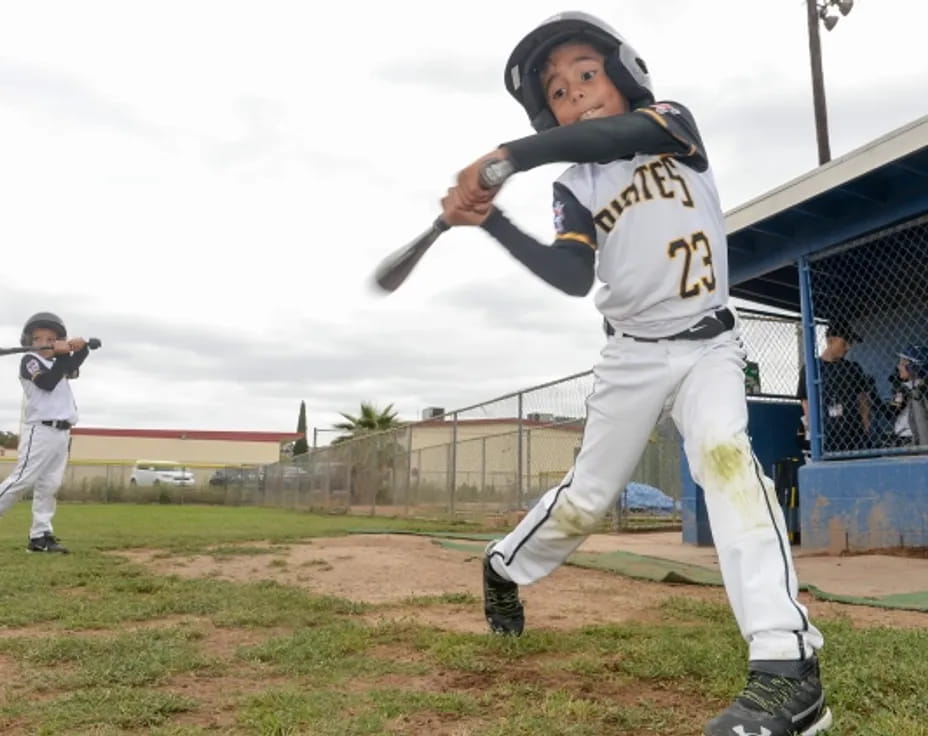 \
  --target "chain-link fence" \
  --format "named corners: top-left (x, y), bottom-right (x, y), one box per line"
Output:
top-left (0, 309), bottom-right (806, 524)
top-left (803, 214), bottom-right (928, 459)
top-left (251, 308), bottom-right (802, 526)
top-left (0, 460), bottom-right (266, 505)
top-left (737, 307), bottom-right (805, 399)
